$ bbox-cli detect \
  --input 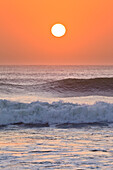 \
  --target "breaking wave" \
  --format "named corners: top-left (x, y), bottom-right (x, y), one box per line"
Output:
top-left (0, 99), bottom-right (113, 127)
